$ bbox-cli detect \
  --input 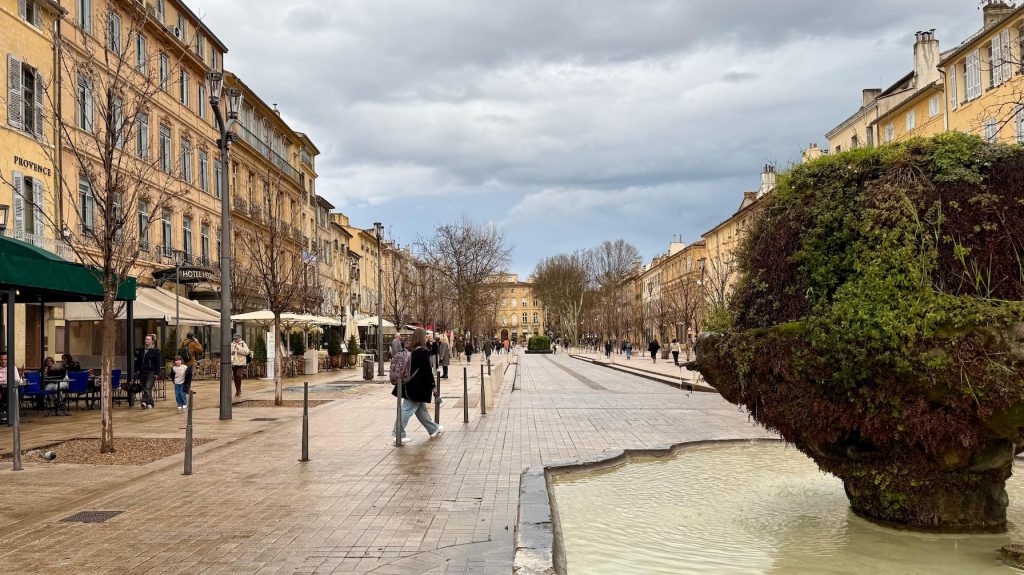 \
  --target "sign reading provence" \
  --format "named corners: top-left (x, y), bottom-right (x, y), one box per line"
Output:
top-left (152, 266), bottom-right (215, 284)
